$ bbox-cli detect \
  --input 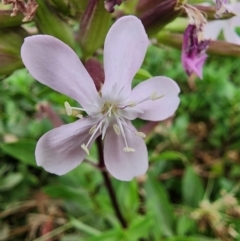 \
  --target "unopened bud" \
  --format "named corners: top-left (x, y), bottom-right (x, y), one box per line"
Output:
top-left (138, 0), bottom-right (182, 36)
top-left (78, 0), bottom-right (111, 58)
top-left (0, 10), bottom-right (23, 28)
top-left (84, 58), bottom-right (105, 91)
top-left (181, 24), bottom-right (210, 79)
top-left (34, 0), bottom-right (74, 48)
top-left (2, 0), bottom-right (38, 22)
top-left (0, 27), bottom-right (28, 75)
top-left (104, 0), bottom-right (124, 13)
